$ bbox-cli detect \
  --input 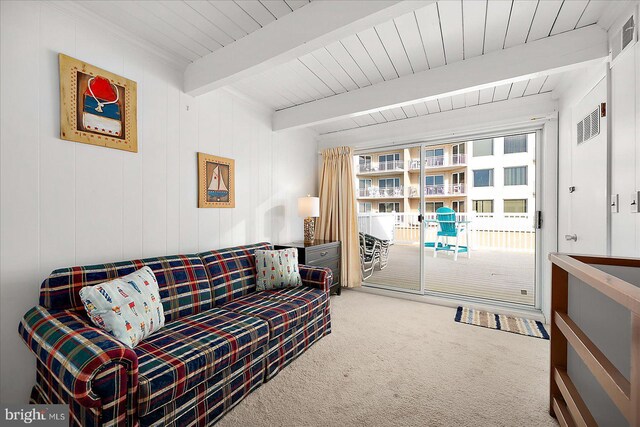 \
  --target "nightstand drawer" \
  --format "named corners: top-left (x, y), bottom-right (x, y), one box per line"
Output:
top-left (306, 245), bottom-right (340, 262)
